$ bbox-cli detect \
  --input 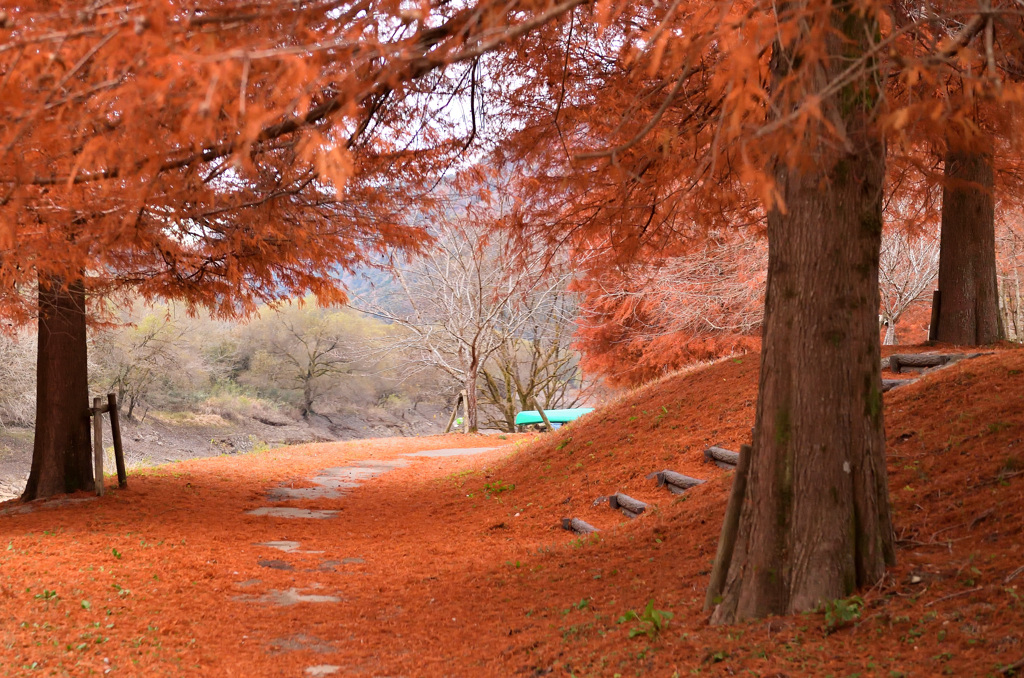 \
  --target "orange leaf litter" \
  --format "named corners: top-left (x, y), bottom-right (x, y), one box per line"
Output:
top-left (1, 346), bottom-right (1023, 676)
